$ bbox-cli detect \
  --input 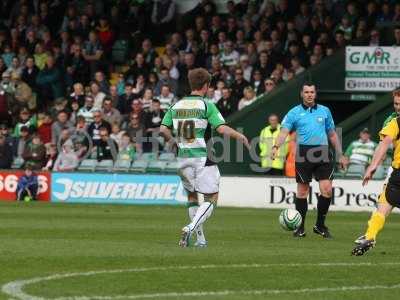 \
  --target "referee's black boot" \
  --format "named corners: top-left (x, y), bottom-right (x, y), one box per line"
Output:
top-left (313, 225), bottom-right (333, 239)
top-left (293, 227), bottom-right (306, 238)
